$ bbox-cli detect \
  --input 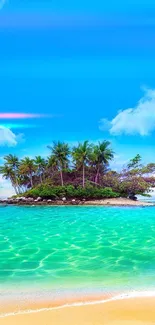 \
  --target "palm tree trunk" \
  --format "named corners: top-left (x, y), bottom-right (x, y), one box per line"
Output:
top-left (13, 185), bottom-right (19, 195)
top-left (30, 173), bottom-right (33, 187)
top-left (10, 176), bottom-right (18, 195)
top-left (83, 164), bottom-right (85, 188)
top-left (12, 172), bottom-right (20, 194)
top-left (18, 186), bottom-right (22, 194)
top-left (15, 179), bottom-right (20, 194)
top-left (11, 182), bottom-right (18, 195)
top-left (95, 167), bottom-right (100, 185)
top-left (60, 169), bottom-right (64, 186)
top-left (40, 173), bottom-right (43, 184)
